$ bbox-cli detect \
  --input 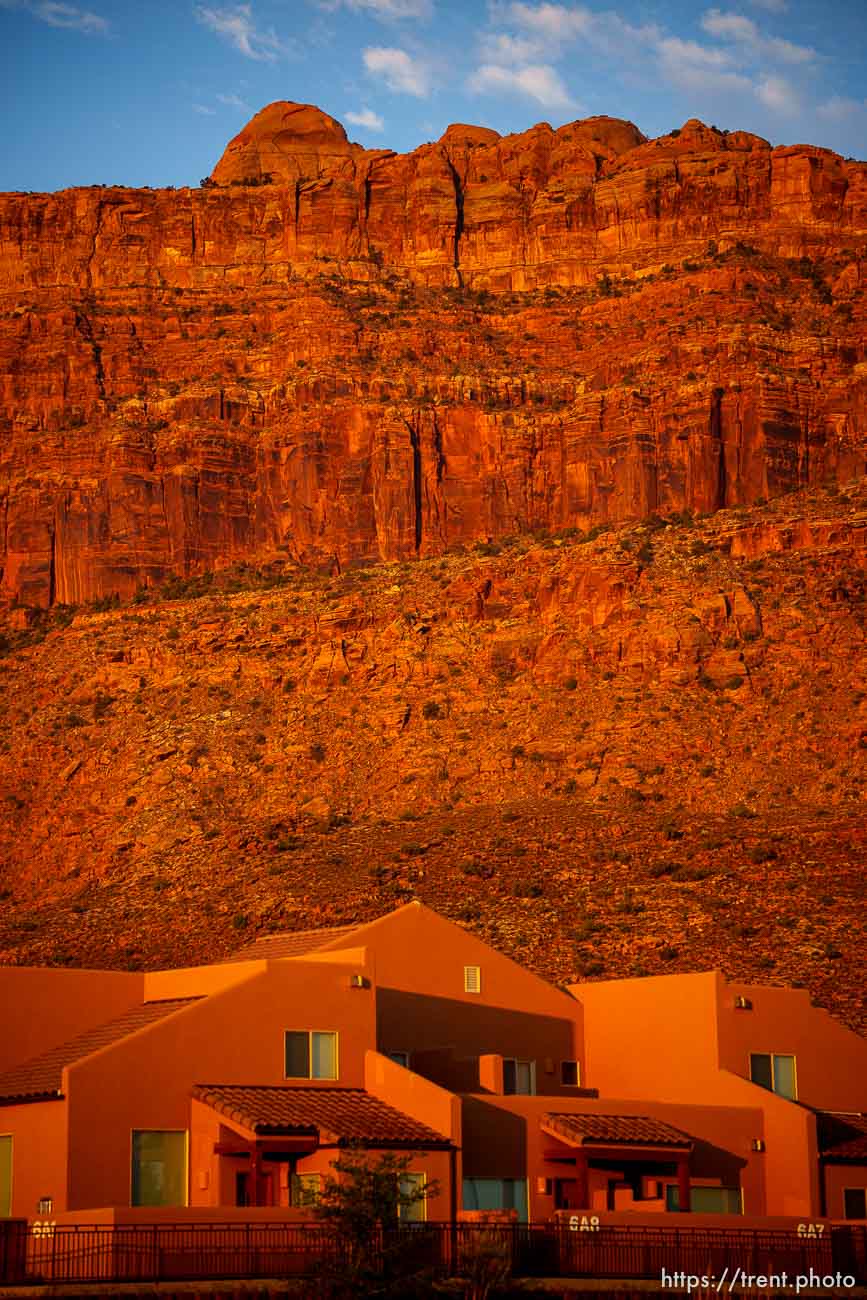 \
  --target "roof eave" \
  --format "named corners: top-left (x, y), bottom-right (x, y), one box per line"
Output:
top-left (0, 1090), bottom-right (64, 1106)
